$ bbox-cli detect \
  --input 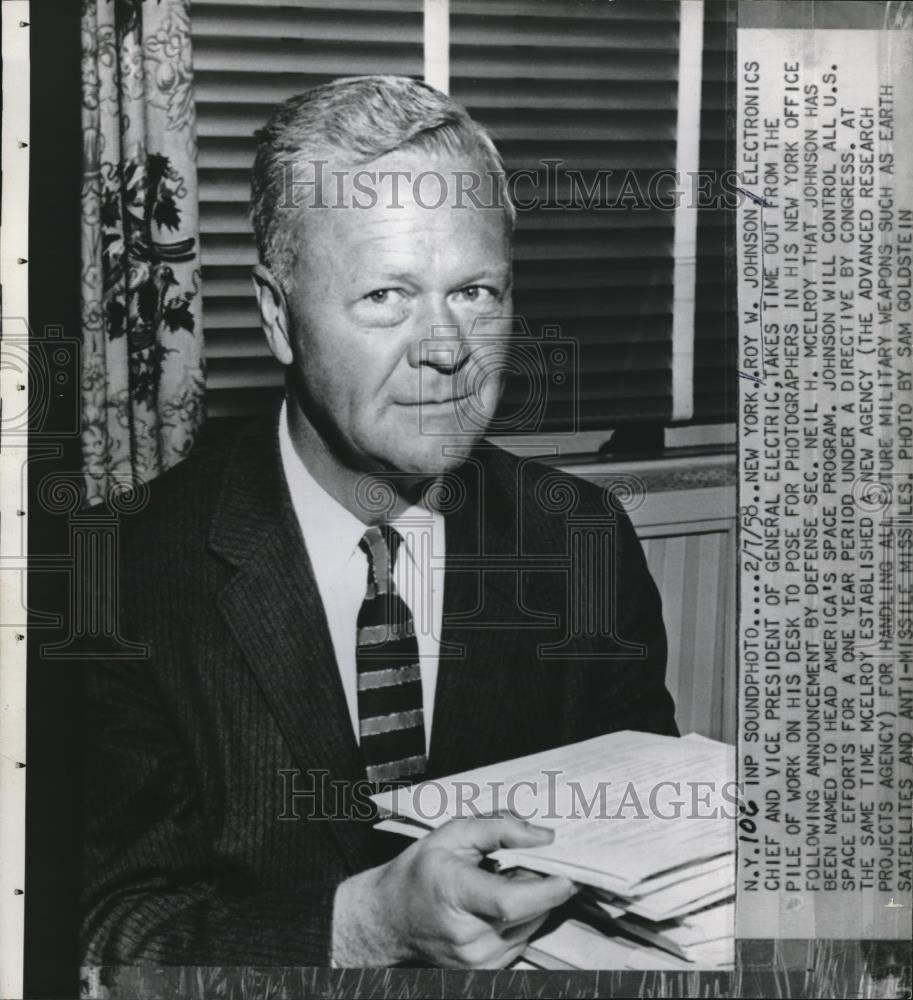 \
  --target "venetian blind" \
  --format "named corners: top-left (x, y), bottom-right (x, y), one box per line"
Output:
top-left (192, 0), bottom-right (735, 429)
